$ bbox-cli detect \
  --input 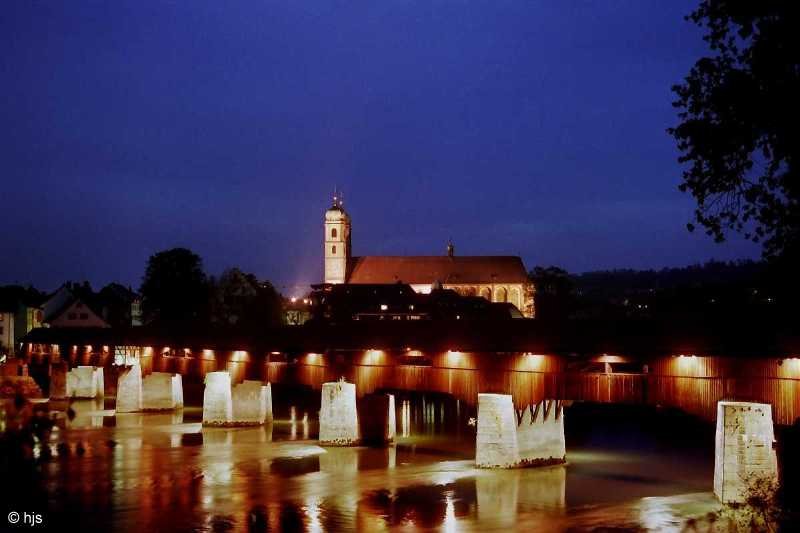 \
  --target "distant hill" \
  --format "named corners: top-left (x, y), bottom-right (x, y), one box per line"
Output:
top-left (531, 260), bottom-right (790, 321)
